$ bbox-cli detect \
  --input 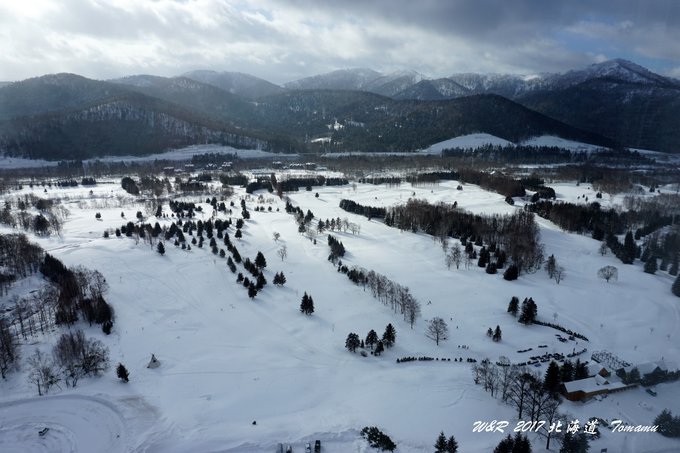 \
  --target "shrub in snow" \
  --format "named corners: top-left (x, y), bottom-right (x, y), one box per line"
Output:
top-left (503, 264), bottom-right (519, 281)
top-left (360, 426), bottom-right (396, 452)
top-left (117, 363), bottom-right (129, 382)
